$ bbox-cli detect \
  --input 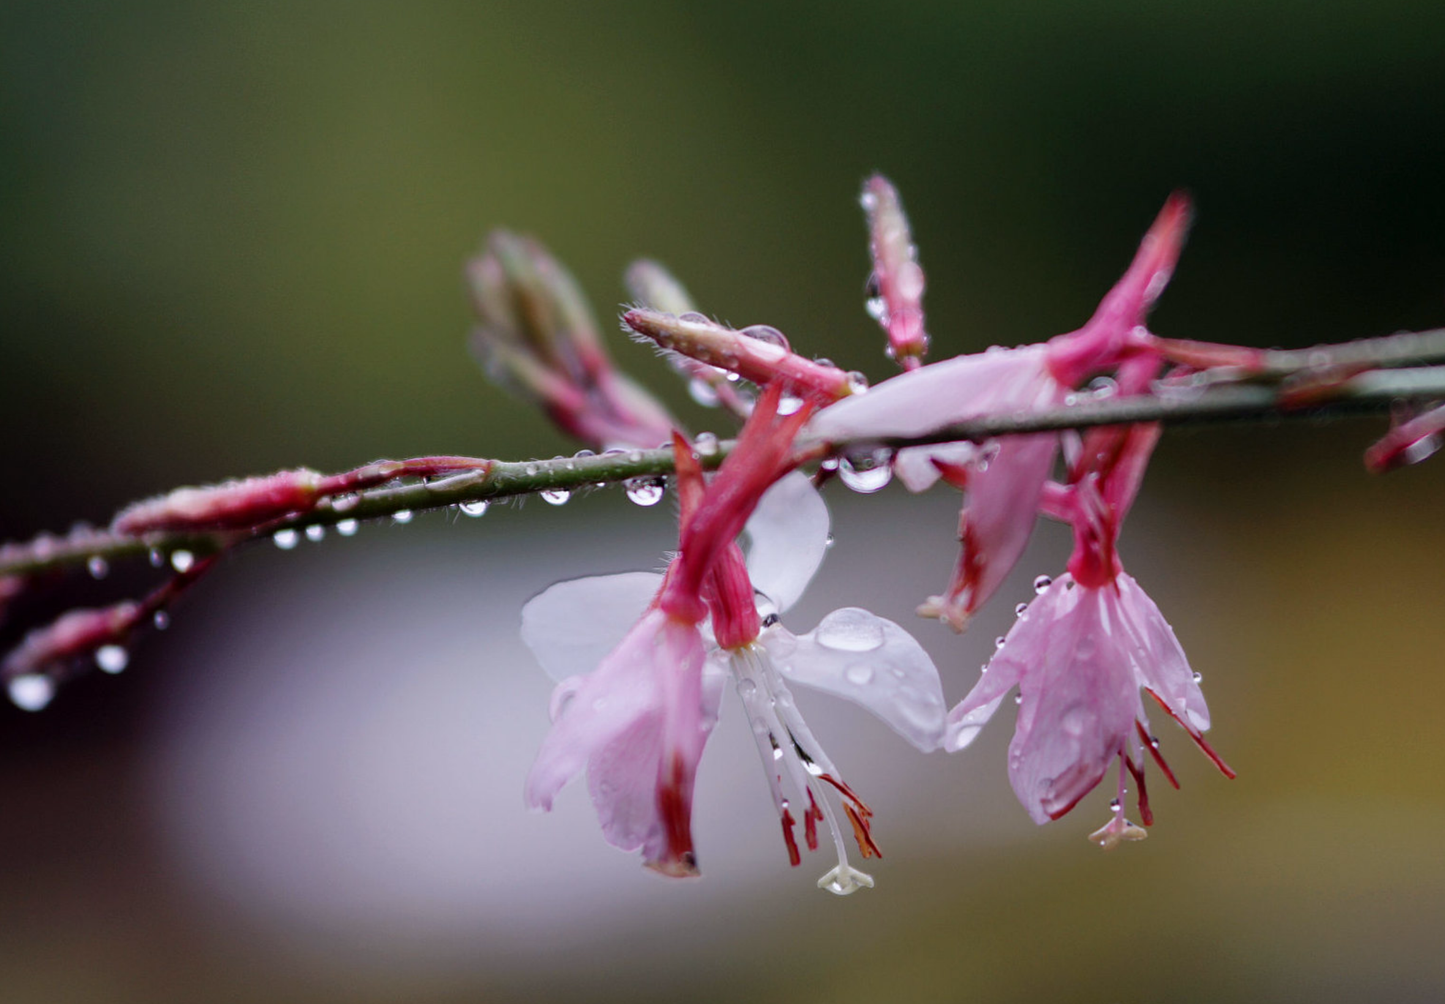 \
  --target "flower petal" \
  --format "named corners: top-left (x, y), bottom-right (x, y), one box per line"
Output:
top-left (1113, 573), bottom-right (1210, 731)
top-left (744, 470), bottom-right (830, 613)
top-left (521, 571), bottom-right (663, 682)
top-left (766, 608), bottom-right (946, 751)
